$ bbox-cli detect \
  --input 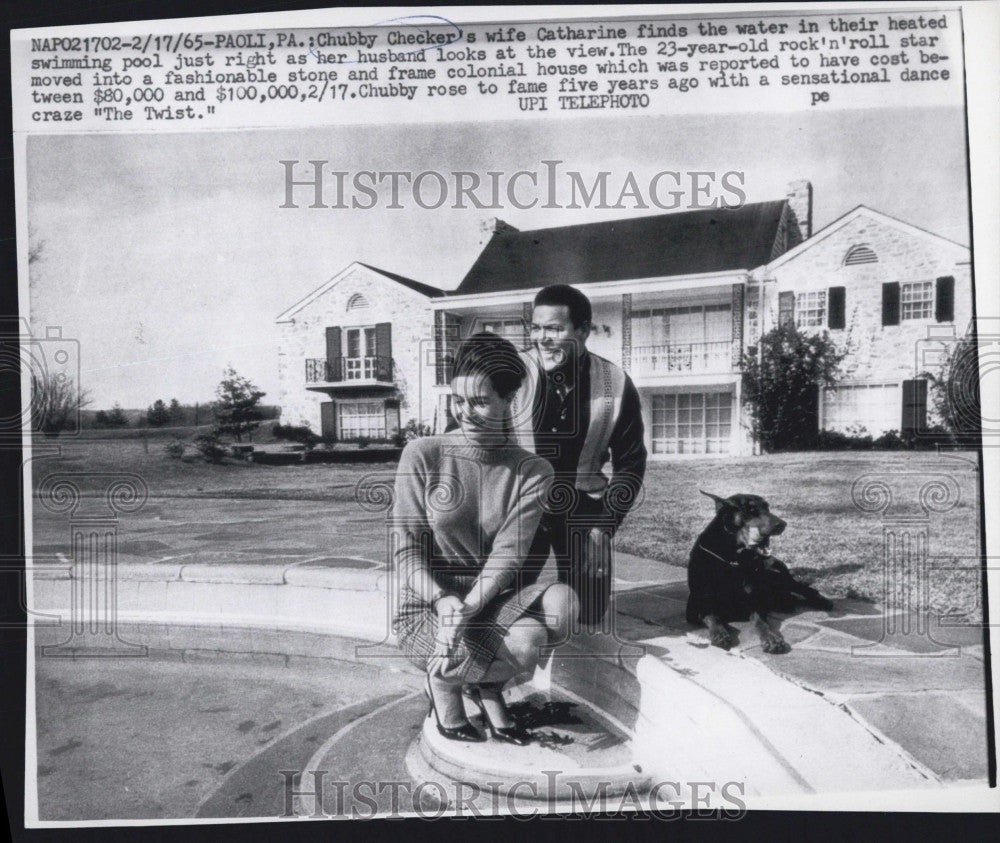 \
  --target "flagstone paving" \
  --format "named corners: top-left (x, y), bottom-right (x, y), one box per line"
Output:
top-left (30, 489), bottom-right (992, 821)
